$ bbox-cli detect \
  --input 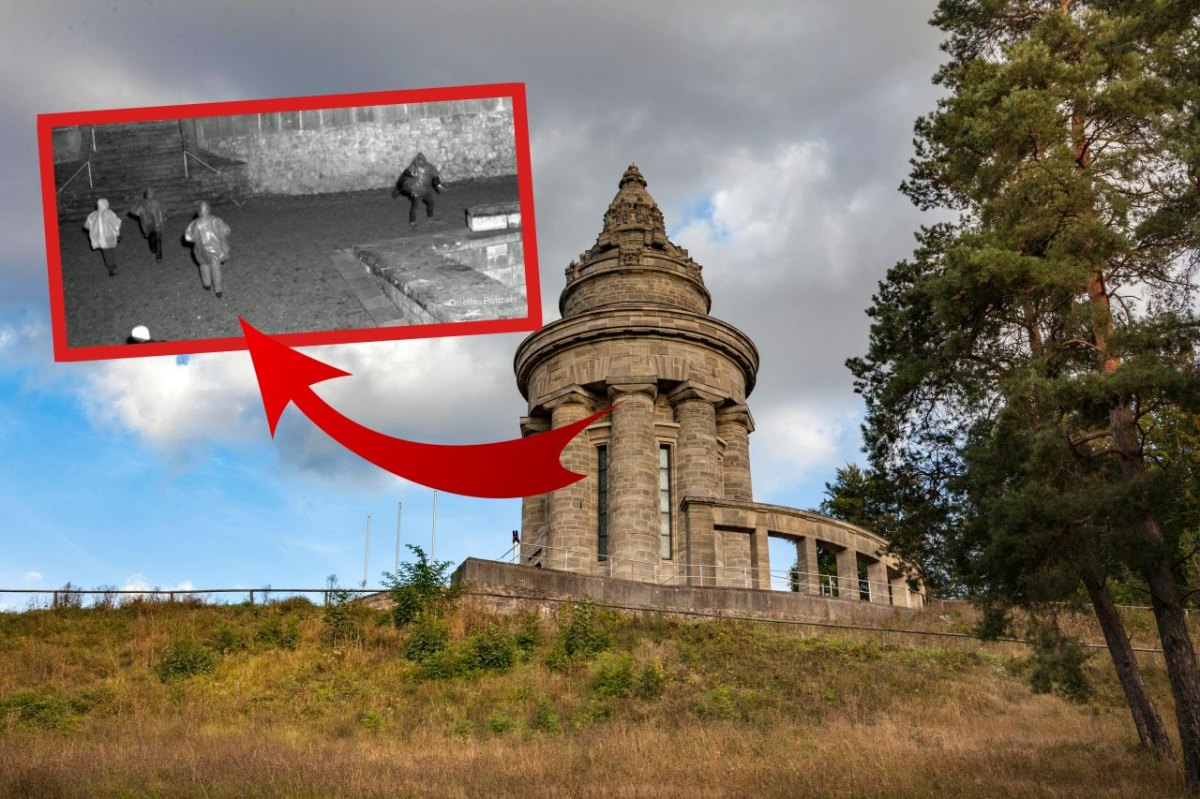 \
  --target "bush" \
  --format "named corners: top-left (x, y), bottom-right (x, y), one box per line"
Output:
top-left (156, 638), bottom-right (216, 682)
top-left (322, 576), bottom-right (364, 647)
top-left (405, 614), bottom-right (450, 662)
top-left (213, 622), bottom-right (246, 654)
top-left (485, 712), bottom-right (515, 734)
top-left (637, 659), bottom-right (666, 699)
top-left (591, 652), bottom-right (636, 698)
top-left (465, 625), bottom-right (518, 673)
top-left (256, 617), bottom-right (301, 650)
top-left (0, 688), bottom-right (92, 730)
top-left (514, 614), bottom-right (543, 656)
top-left (1028, 624), bottom-right (1092, 703)
top-left (530, 703), bottom-right (561, 734)
top-left (383, 545), bottom-right (461, 628)
top-left (560, 599), bottom-right (612, 659)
